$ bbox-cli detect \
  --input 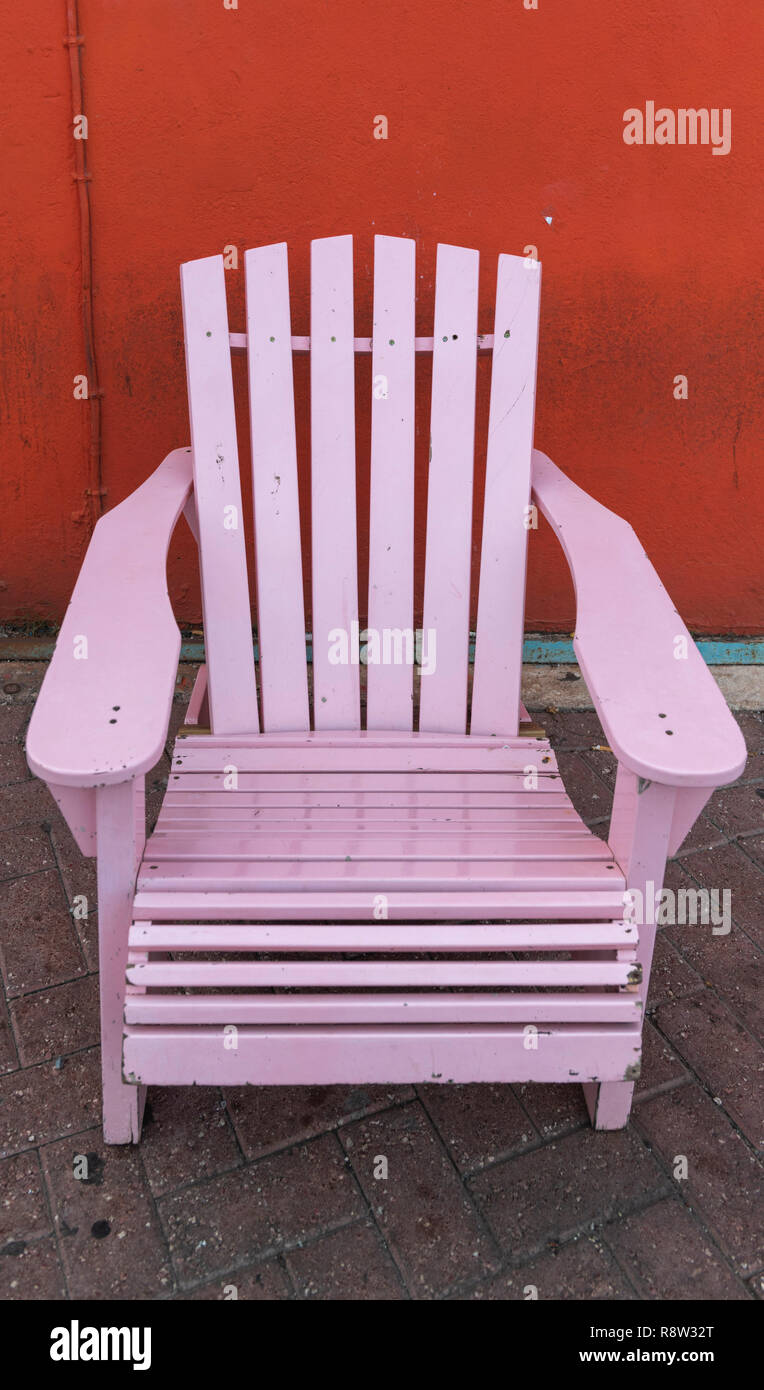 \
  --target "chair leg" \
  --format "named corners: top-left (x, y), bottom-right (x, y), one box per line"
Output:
top-left (96, 779), bottom-right (146, 1143)
top-left (583, 1080), bottom-right (634, 1130)
top-left (585, 767), bottom-right (677, 1132)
